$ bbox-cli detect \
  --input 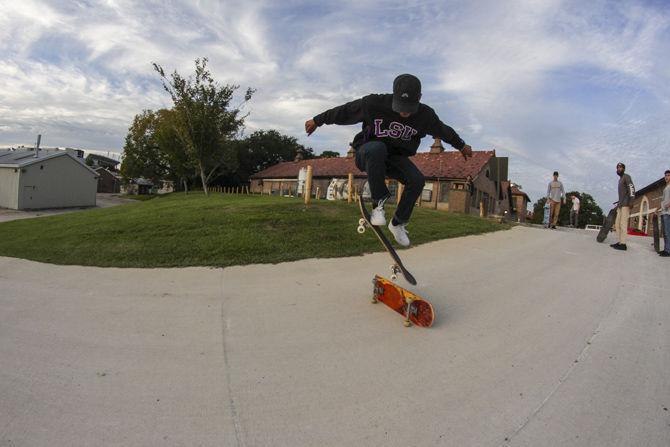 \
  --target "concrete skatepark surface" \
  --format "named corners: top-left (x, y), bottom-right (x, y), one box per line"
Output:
top-left (1, 227), bottom-right (668, 446)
